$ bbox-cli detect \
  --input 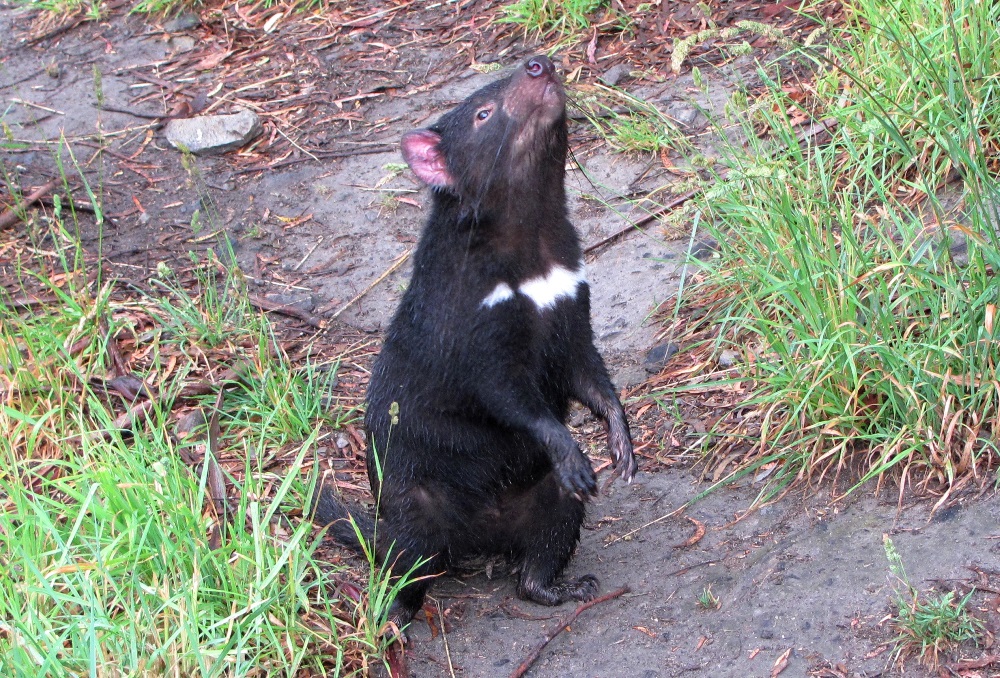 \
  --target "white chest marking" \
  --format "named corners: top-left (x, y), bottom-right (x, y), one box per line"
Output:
top-left (480, 263), bottom-right (587, 310)
top-left (481, 282), bottom-right (515, 307)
